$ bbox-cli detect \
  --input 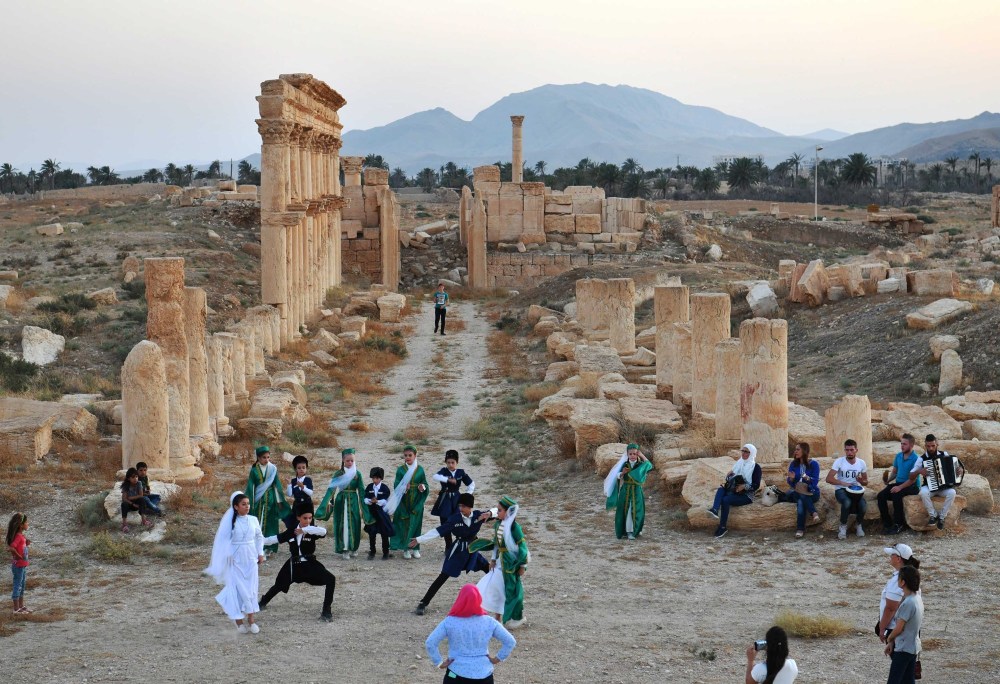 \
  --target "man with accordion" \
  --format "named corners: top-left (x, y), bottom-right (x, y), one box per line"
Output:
top-left (915, 433), bottom-right (964, 530)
